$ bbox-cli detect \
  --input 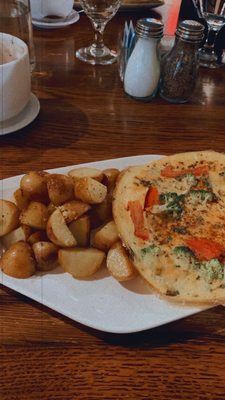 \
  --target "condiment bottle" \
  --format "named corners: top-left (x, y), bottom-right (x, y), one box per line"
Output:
top-left (159, 20), bottom-right (205, 103)
top-left (124, 18), bottom-right (164, 101)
